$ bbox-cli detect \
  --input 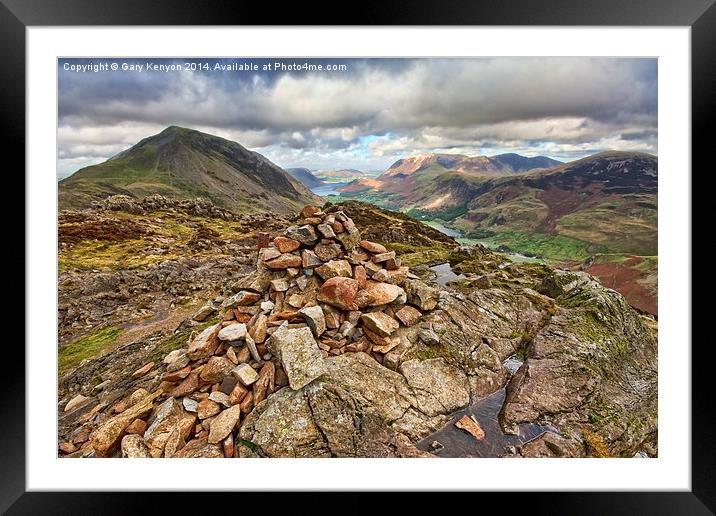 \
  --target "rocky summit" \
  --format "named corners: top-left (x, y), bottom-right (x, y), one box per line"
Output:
top-left (61, 205), bottom-right (444, 458)
top-left (58, 204), bottom-right (658, 459)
